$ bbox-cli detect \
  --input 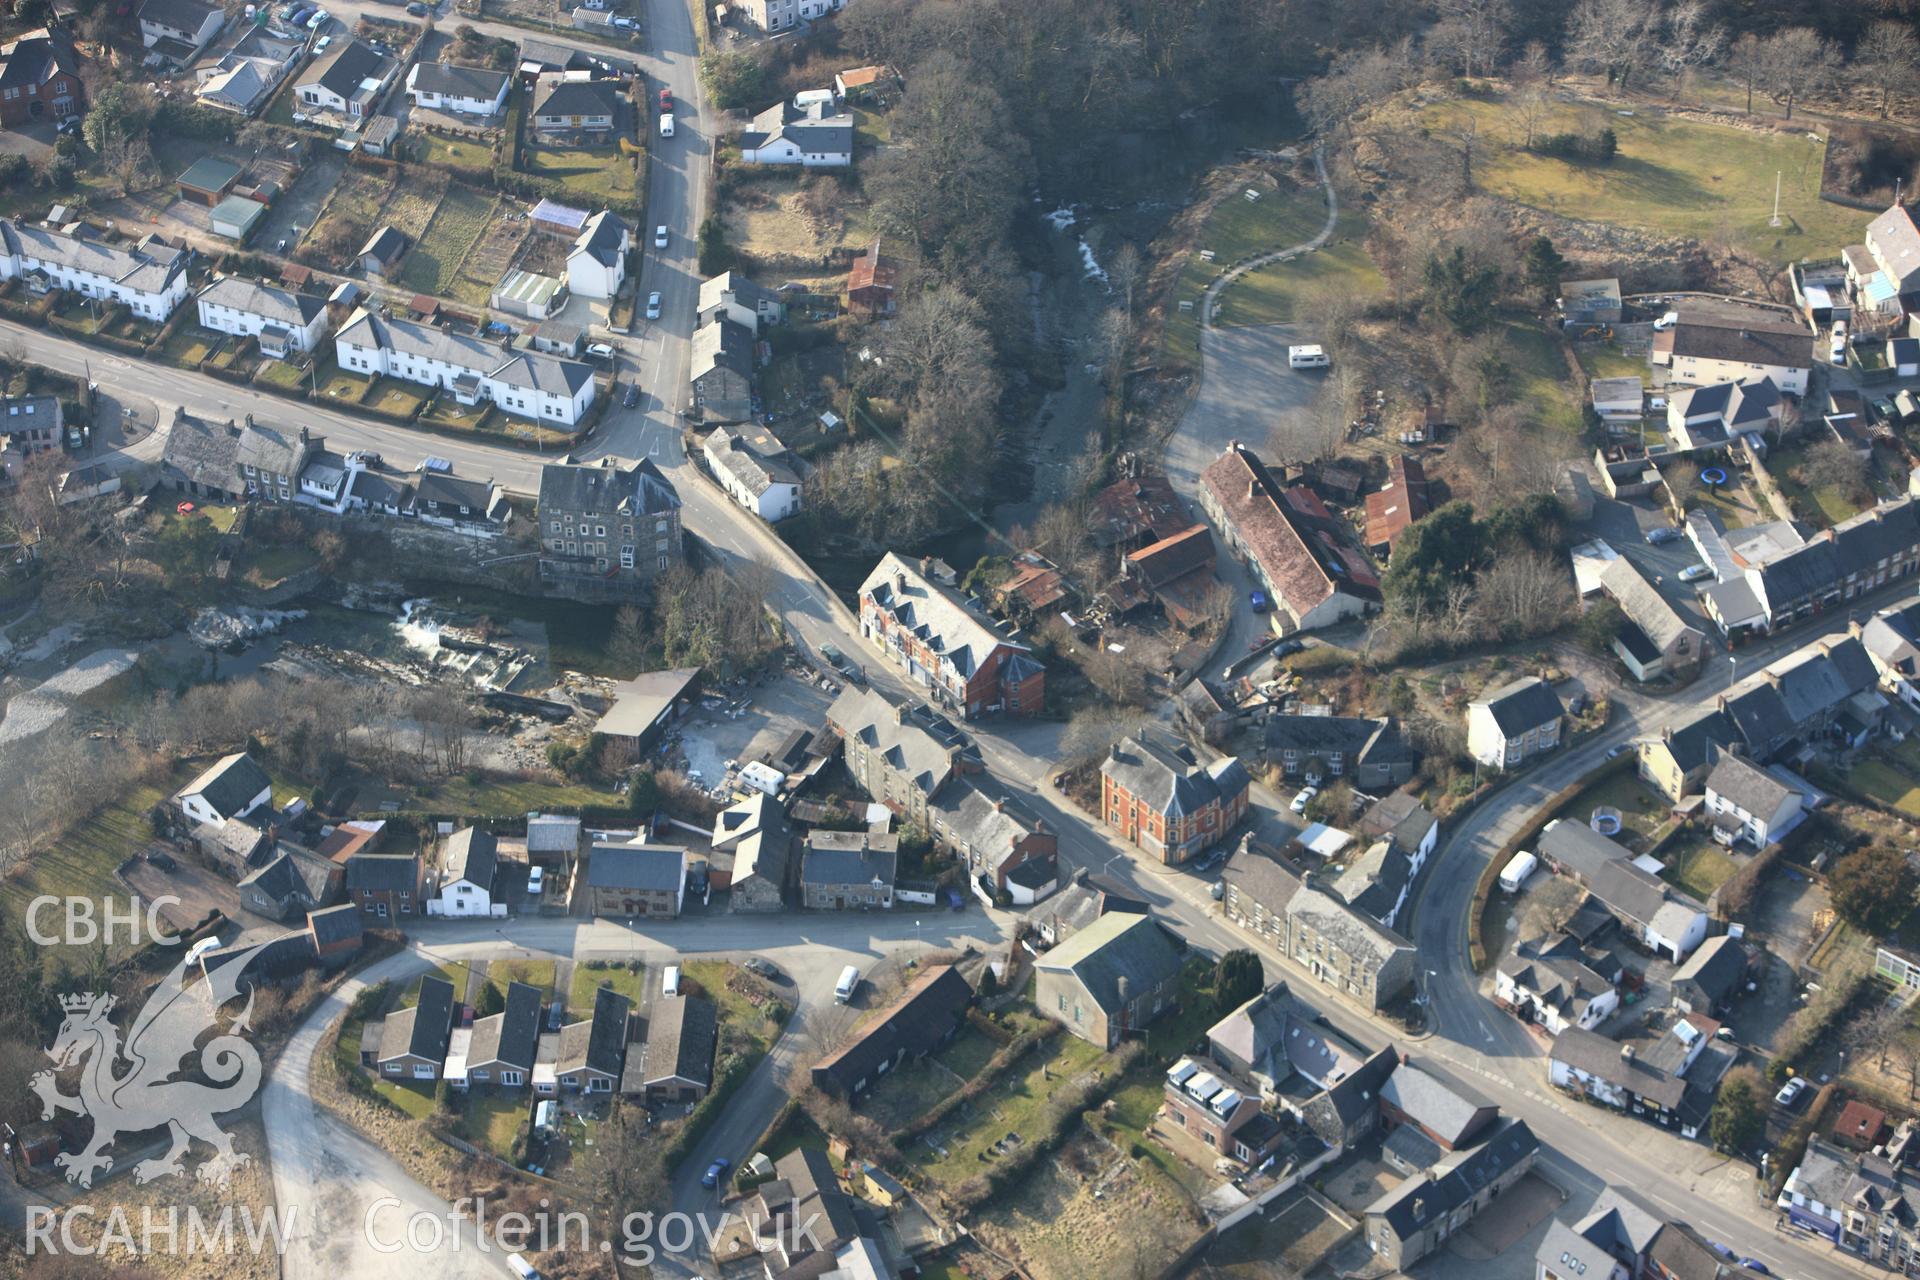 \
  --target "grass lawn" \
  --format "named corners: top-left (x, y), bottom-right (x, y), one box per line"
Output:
top-left (1215, 209), bottom-right (1382, 329)
top-left (254, 357), bottom-right (309, 391)
top-left (236, 541), bottom-right (320, 588)
top-left (1768, 445), bottom-right (1864, 525)
top-left (399, 185), bottom-right (498, 296)
top-left (402, 963), bottom-right (469, 1008)
top-left (569, 960), bottom-right (646, 1011)
top-left (1502, 321), bottom-right (1586, 440)
top-left (465, 1091), bottom-right (530, 1158)
top-left (402, 770), bottom-right (614, 819)
top-left (487, 958), bottom-right (557, 993)
top-left (1415, 93), bottom-right (1869, 265)
top-left (422, 133), bottom-right (497, 169)
top-left (373, 1078), bottom-right (440, 1120)
top-left (422, 399), bottom-right (494, 430)
top-left (853, 106), bottom-right (892, 147)
top-left (1851, 759), bottom-right (1920, 817)
top-left (1163, 179), bottom-right (1334, 367)
top-left (1695, 483), bottom-right (1751, 529)
top-left (1577, 340), bottom-right (1649, 382)
top-left (0, 775), bottom-right (178, 948)
top-left (684, 959), bottom-right (783, 1058)
top-left (156, 326), bottom-right (219, 369)
top-left (760, 1107), bottom-right (830, 1163)
top-left (524, 145), bottom-right (637, 205)
top-left (318, 367), bottom-right (371, 404)
top-left (366, 377), bottom-right (427, 418)
top-left (909, 1028), bottom-right (1105, 1190)
top-left (935, 1024), bottom-right (1003, 1080)
top-left (1556, 767), bottom-right (1667, 842)
top-left (1658, 832), bottom-right (1739, 900)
